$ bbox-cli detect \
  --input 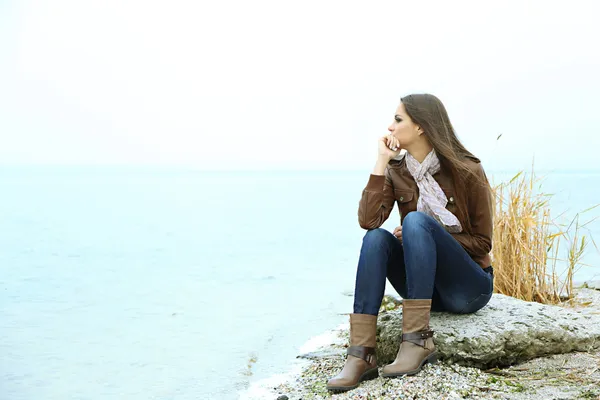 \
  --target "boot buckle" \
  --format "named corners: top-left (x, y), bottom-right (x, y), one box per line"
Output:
top-left (401, 329), bottom-right (434, 348)
top-left (347, 345), bottom-right (376, 363)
